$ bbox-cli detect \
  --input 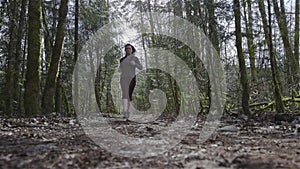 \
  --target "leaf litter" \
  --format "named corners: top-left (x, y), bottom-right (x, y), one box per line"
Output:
top-left (0, 113), bottom-right (299, 169)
